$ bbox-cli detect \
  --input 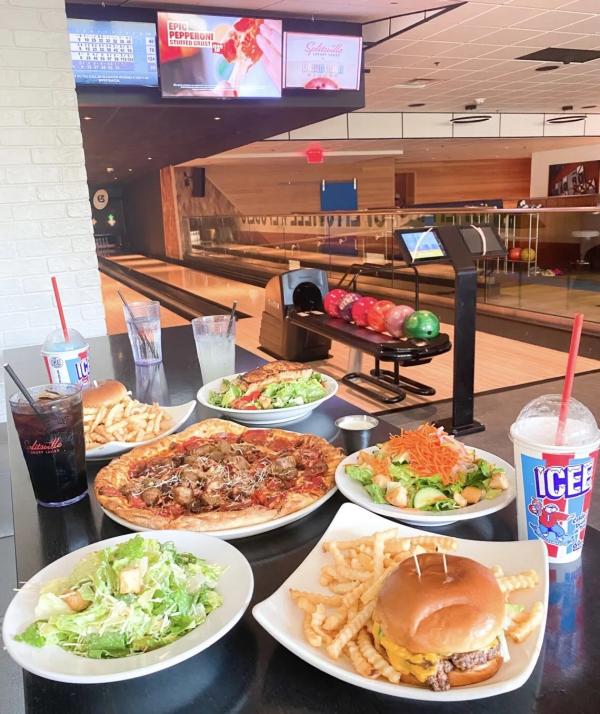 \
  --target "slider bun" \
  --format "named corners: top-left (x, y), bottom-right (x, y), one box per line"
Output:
top-left (374, 553), bottom-right (505, 656)
top-left (401, 656), bottom-right (503, 688)
top-left (82, 380), bottom-right (128, 408)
